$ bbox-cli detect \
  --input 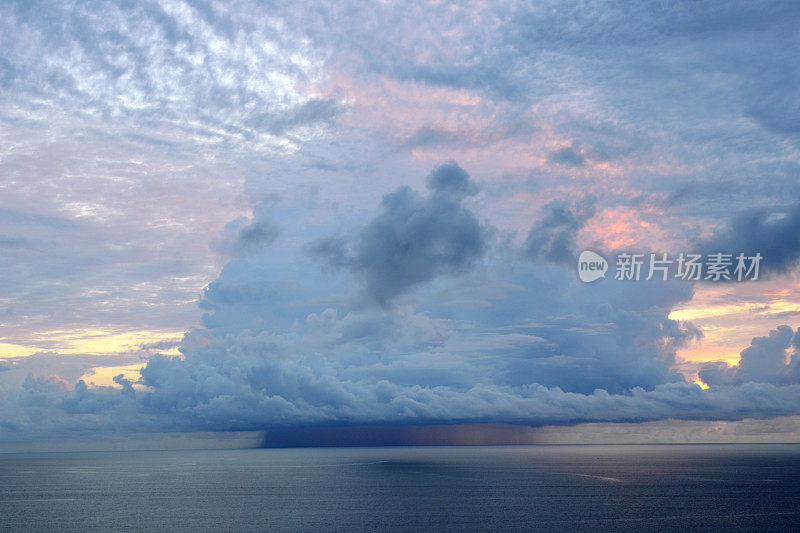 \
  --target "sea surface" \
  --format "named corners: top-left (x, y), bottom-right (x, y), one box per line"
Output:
top-left (2, 444), bottom-right (800, 531)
